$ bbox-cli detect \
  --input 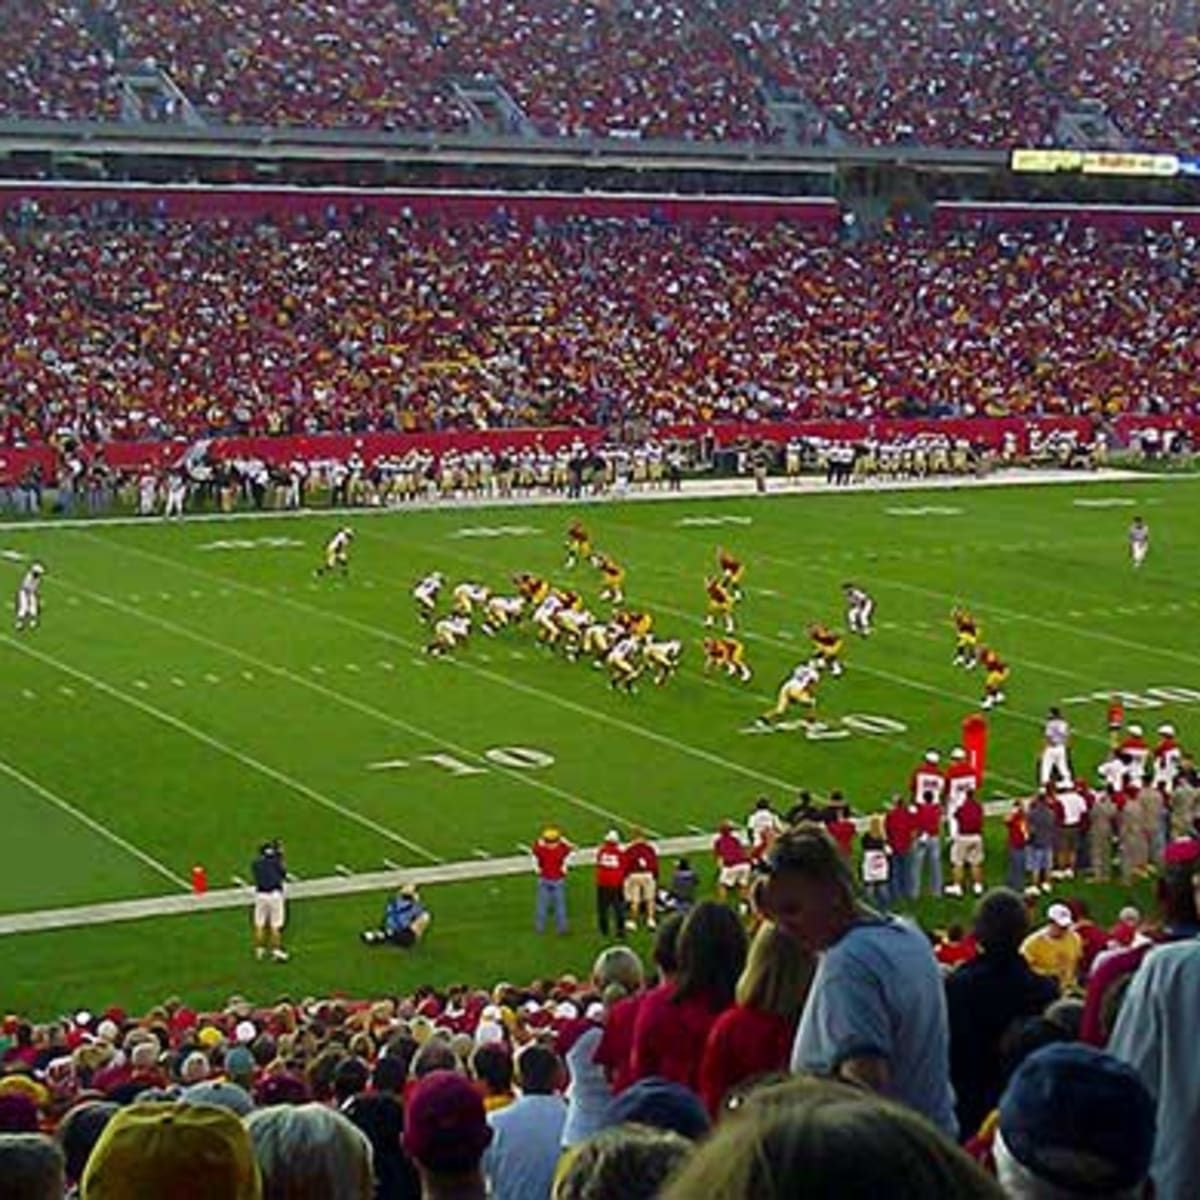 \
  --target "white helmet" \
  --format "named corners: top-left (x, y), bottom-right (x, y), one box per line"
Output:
top-left (30, 562), bottom-right (45, 576)
top-left (1128, 724), bottom-right (1144, 737)
top-left (1158, 723), bottom-right (1176, 737)
top-left (924, 750), bottom-right (940, 764)
top-left (950, 747), bottom-right (967, 761)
